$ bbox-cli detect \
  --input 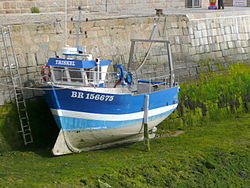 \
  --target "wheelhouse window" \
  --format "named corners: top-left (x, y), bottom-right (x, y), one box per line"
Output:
top-left (53, 67), bottom-right (67, 82)
top-left (50, 65), bottom-right (108, 86)
top-left (68, 68), bottom-right (83, 83)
